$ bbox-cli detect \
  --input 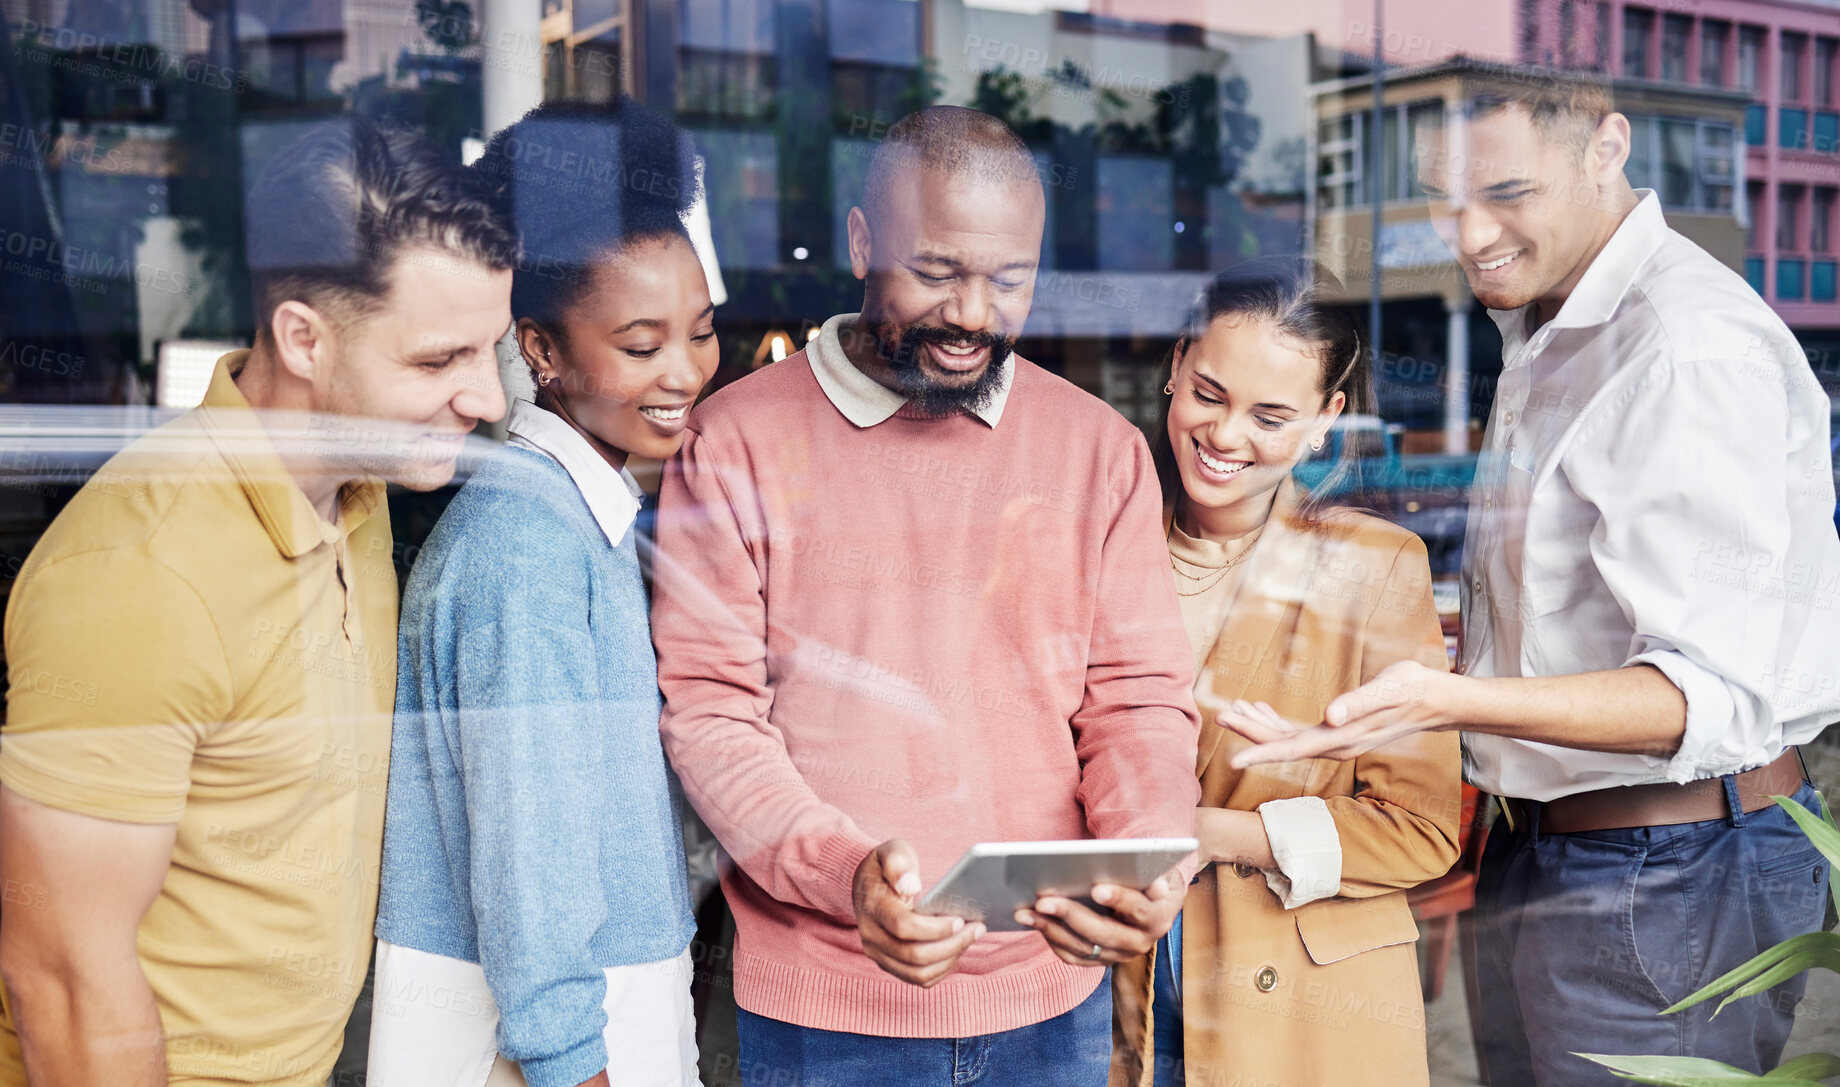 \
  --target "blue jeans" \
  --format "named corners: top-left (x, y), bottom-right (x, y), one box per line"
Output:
top-left (1150, 913), bottom-right (1184, 1087)
top-left (1472, 780), bottom-right (1830, 1086)
top-left (733, 973), bottom-right (1112, 1087)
